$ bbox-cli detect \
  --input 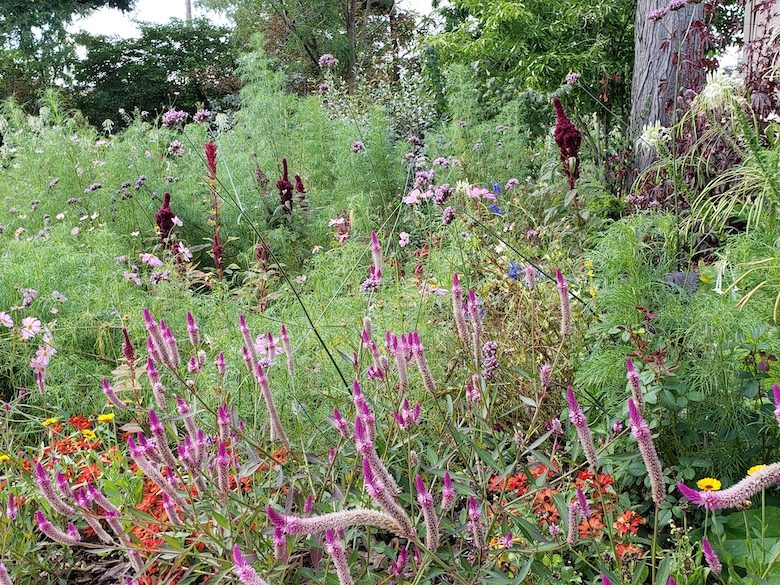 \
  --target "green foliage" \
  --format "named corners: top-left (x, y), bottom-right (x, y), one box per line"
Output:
top-left (73, 20), bottom-right (238, 127)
